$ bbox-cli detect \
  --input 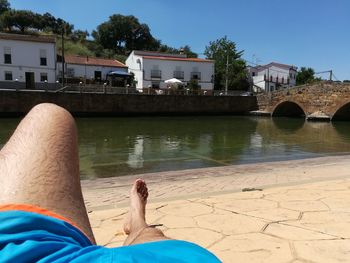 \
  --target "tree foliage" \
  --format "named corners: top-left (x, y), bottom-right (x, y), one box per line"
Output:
top-left (296, 67), bottom-right (317, 85)
top-left (0, 9), bottom-right (73, 34)
top-left (93, 14), bottom-right (159, 54)
top-left (0, 0), bottom-right (9, 15)
top-left (205, 36), bottom-right (249, 91)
